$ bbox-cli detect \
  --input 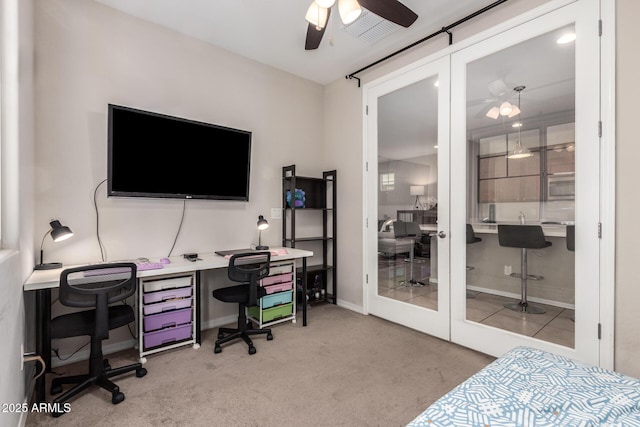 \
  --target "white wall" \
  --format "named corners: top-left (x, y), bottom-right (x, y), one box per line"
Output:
top-left (33, 0), bottom-right (325, 358)
top-left (0, 0), bottom-right (35, 425)
top-left (614, 0), bottom-right (640, 378)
